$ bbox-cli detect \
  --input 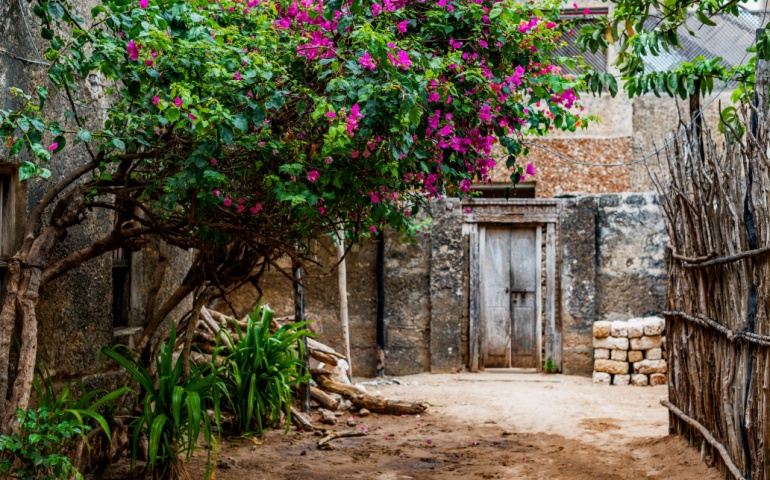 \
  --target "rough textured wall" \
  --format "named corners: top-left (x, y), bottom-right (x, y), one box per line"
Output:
top-left (429, 198), bottom-right (464, 373)
top-left (487, 138), bottom-right (633, 198)
top-left (560, 196), bottom-right (597, 376)
top-left (2, 0), bottom-right (191, 378)
top-left (1, 0), bottom-right (116, 378)
top-left (383, 230), bottom-right (431, 375)
top-left (595, 193), bottom-right (667, 320)
top-left (630, 94), bottom-right (734, 192)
